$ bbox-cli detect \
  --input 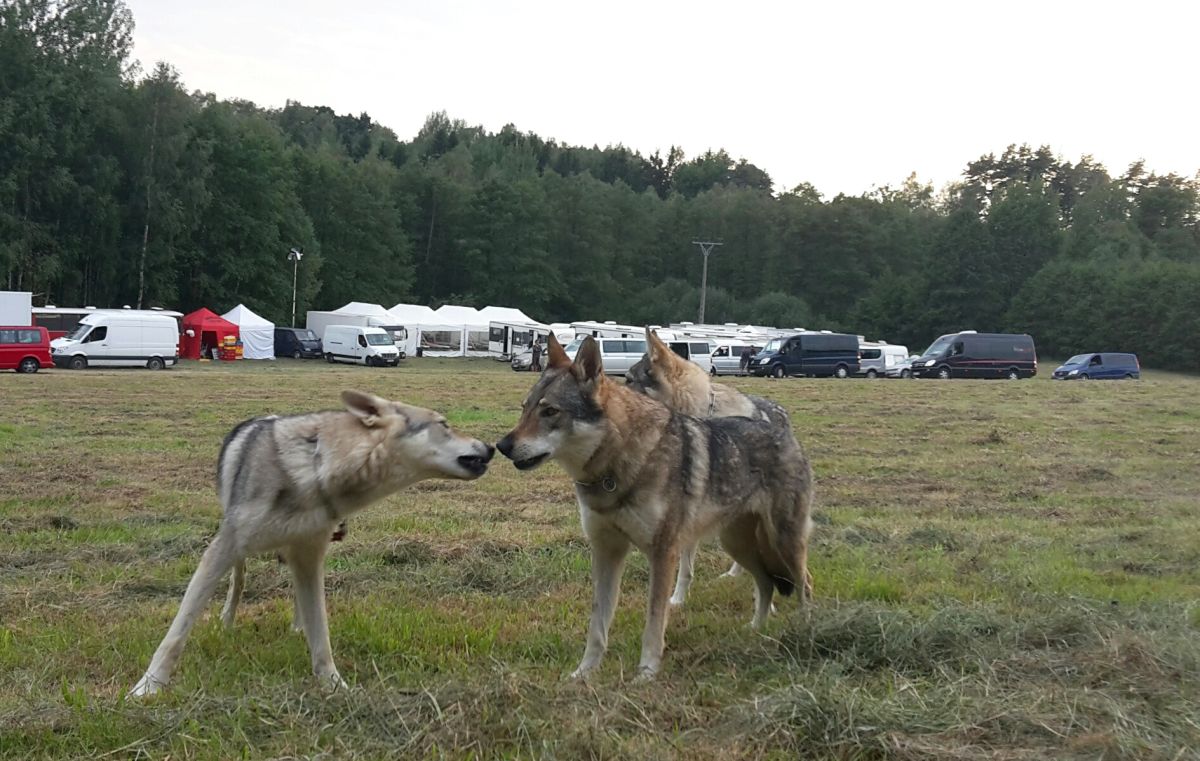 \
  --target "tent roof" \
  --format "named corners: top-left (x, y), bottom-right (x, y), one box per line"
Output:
top-left (221, 303), bottom-right (273, 328)
top-left (389, 303), bottom-right (439, 323)
top-left (183, 307), bottom-right (238, 333)
top-left (433, 304), bottom-right (486, 327)
top-left (333, 302), bottom-right (393, 318)
top-left (478, 305), bottom-right (538, 324)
